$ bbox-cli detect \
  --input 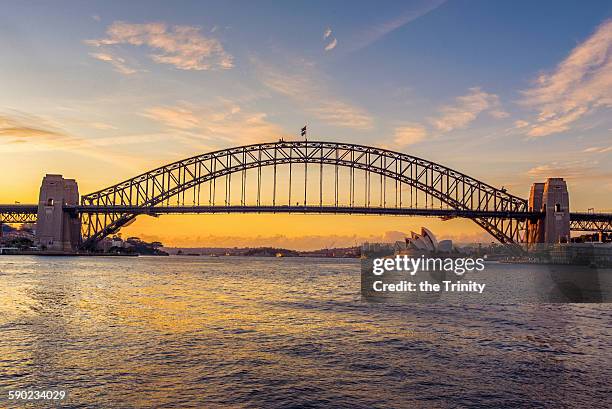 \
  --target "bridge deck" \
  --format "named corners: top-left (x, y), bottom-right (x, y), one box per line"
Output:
top-left (1, 204), bottom-right (611, 233)
top-left (0, 204), bottom-right (38, 213)
top-left (67, 205), bottom-right (541, 219)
